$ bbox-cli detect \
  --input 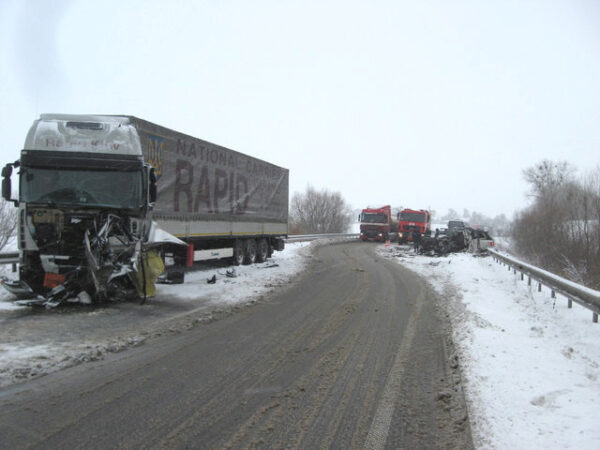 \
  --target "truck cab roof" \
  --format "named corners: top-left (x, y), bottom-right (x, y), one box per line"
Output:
top-left (24, 114), bottom-right (142, 157)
